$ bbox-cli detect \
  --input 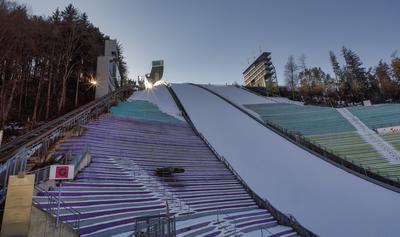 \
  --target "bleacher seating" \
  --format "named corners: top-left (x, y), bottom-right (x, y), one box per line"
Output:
top-left (110, 100), bottom-right (181, 123)
top-left (245, 103), bottom-right (355, 135)
top-left (33, 101), bottom-right (297, 237)
top-left (347, 104), bottom-right (400, 129)
top-left (245, 103), bottom-right (400, 182)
